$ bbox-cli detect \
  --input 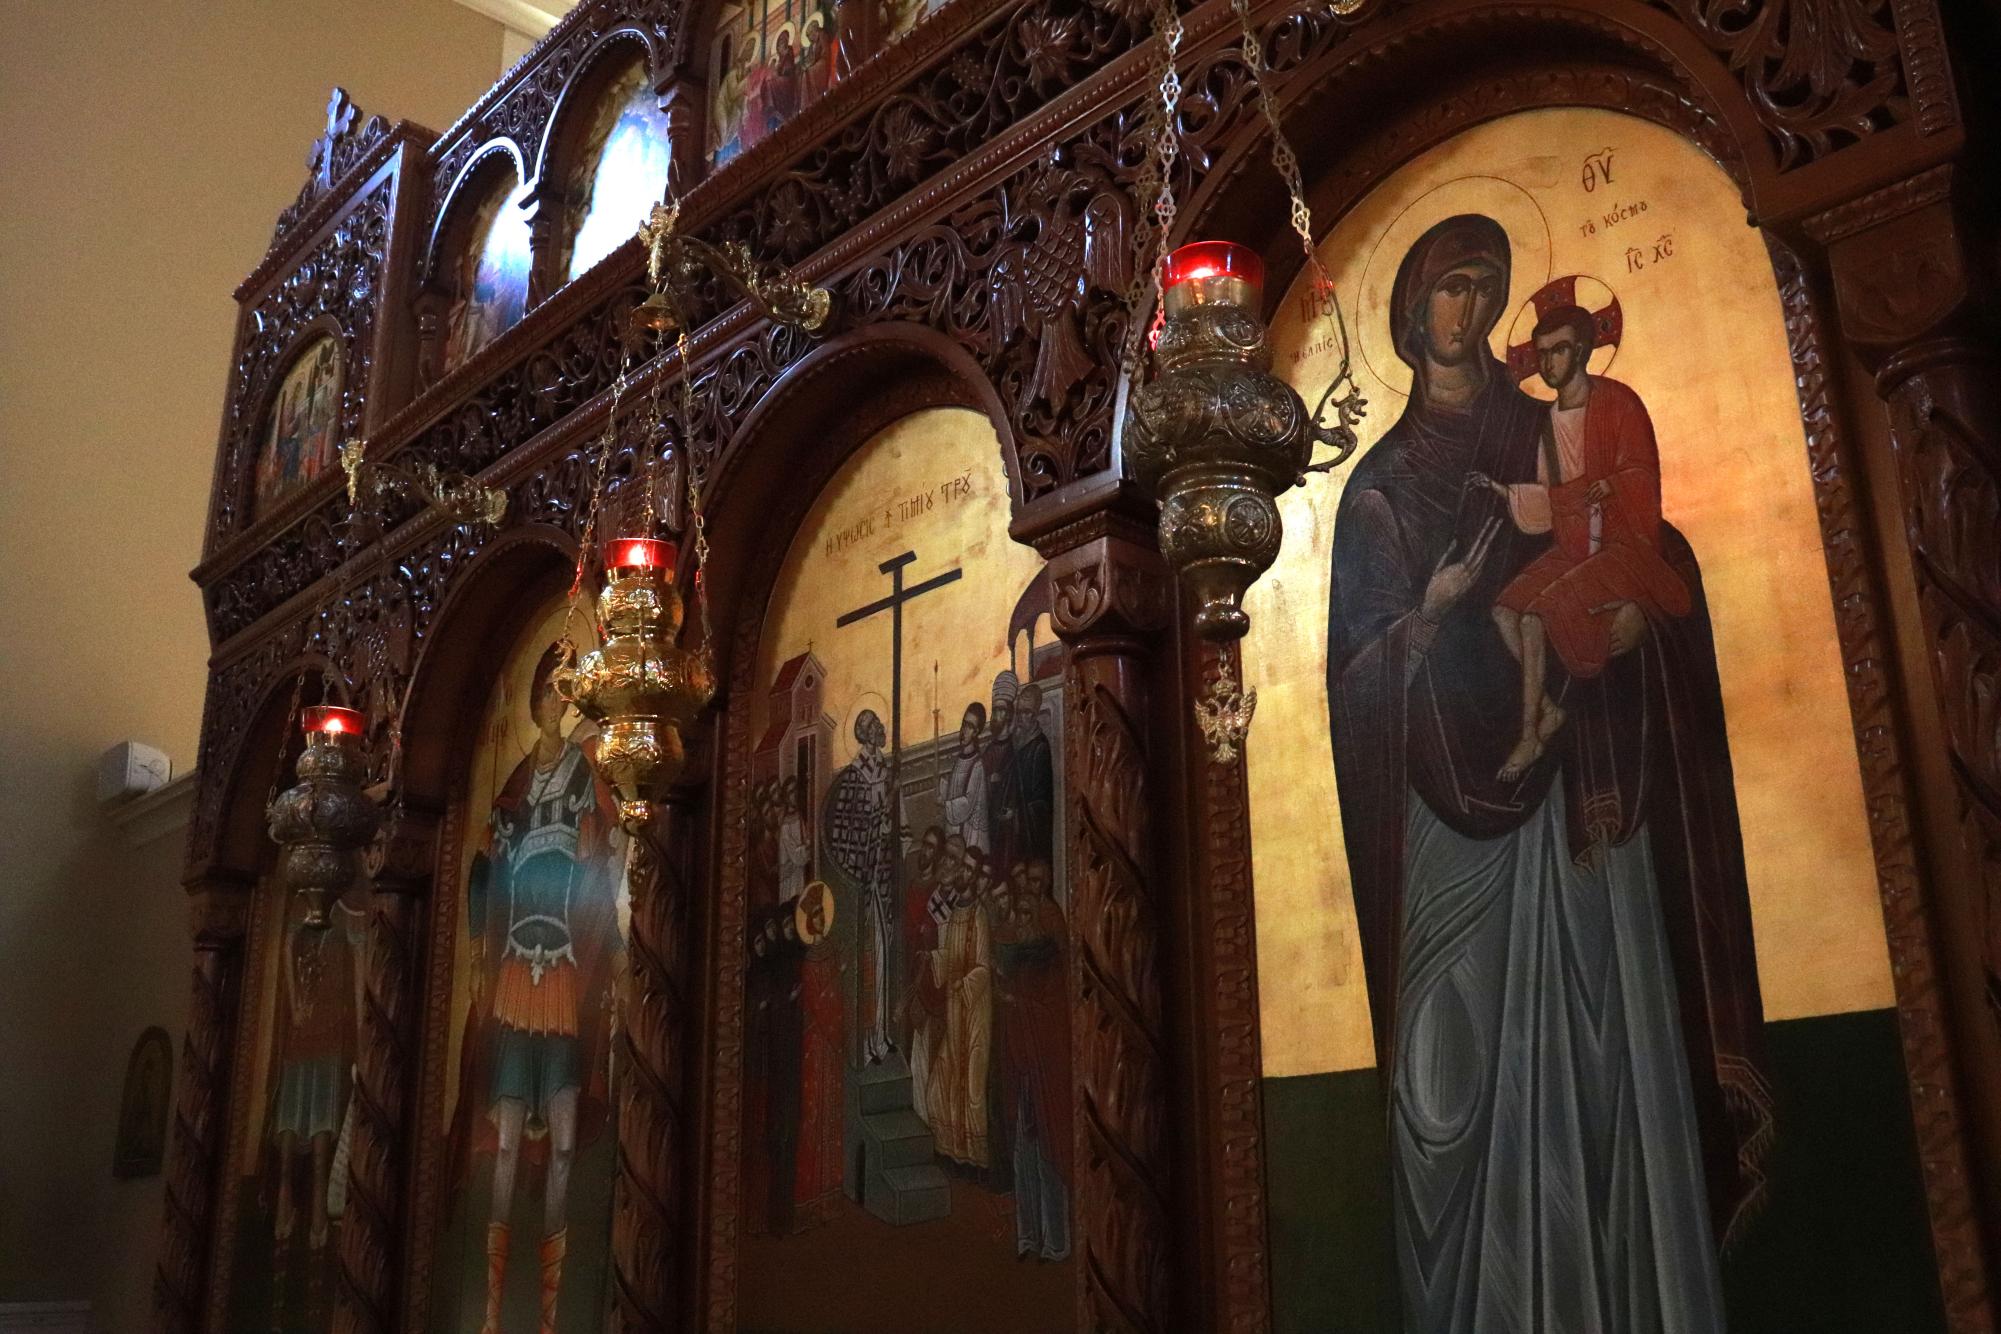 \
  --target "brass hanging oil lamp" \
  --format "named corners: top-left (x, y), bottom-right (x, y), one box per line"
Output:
top-left (1121, 5), bottom-right (1365, 646)
top-left (1117, 0), bottom-right (1367, 758)
top-left (556, 536), bottom-right (715, 832)
top-left (1127, 241), bottom-right (1332, 641)
top-left (554, 202), bottom-right (829, 830)
top-left (267, 703), bottom-right (379, 927)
